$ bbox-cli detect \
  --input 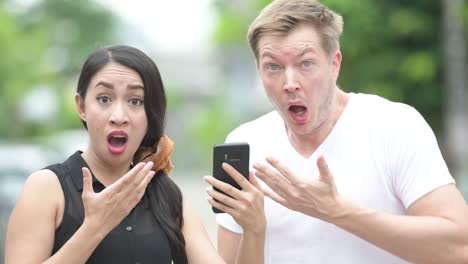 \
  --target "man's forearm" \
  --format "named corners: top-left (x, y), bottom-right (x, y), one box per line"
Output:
top-left (236, 230), bottom-right (265, 264)
top-left (331, 200), bottom-right (468, 263)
